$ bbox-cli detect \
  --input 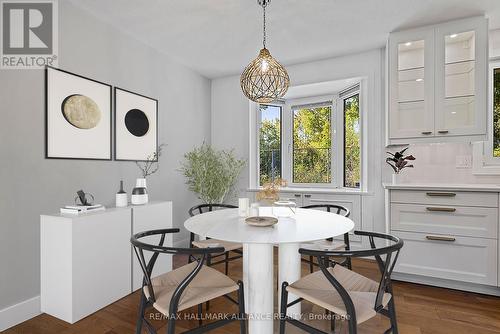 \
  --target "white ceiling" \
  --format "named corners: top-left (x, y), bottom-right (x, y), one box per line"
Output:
top-left (71, 0), bottom-right (500, 79)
